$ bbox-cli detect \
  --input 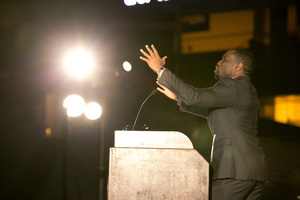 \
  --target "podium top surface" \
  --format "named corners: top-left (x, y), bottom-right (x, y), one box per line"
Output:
top-left (114, 130), bottom-right (194, 149)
